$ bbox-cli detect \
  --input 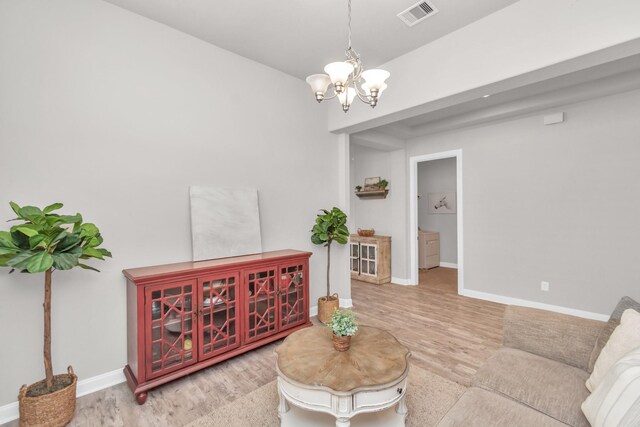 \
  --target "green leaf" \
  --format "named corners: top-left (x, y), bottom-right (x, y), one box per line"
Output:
top-left (57, 214), bottom-right (82, 225)
top-left (52, 252), bottom-right (79, 270)
top-left (81, 247), bottom-right (104, 260)
top-left (311, 235), bottom-right (324, 245)
top-left (0, 231), bottom-right (17, 249)
top-left (7, 251), bottom-right (35, 270)
top-left (0, 247), bottom-right (19, 255)
top-left (78, 263), bottom-right (100, 272)
top-left (97, 248), bottom-right (112, 258)
top-left (55, 234), bottom-right (81, 252)
top-left (10, 230), bottom-right (30, 250)
top-left (80, 223), bottom-right (99, 238)
top-left (25, 252), bottom-right (53, 273)
top-left (9, 201), bottom-right (21, 216)
top-left (28, 235), bottom-right (47, 249)
top-left (43, 203), bottom-right (63, 214)
top-left (16, 226), bottom-right (39, 237)
top-left (18, 206), bottom-right (43, 222)
top-left (84, 234), bottom-right (103, 249)
top-left (0, 254), bottom-right (13, 267)
top-left (334, 235), bottom-right (348, 245)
